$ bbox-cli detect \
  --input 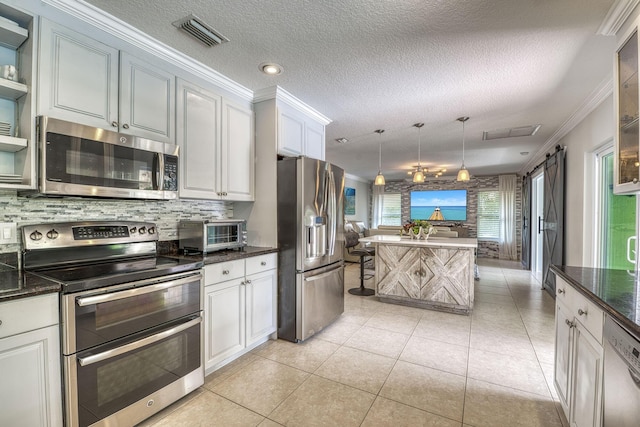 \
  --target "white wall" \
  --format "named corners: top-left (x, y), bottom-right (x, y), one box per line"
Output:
top-left (558, 95), bottom-right (614, 267)
top-left (344, 174), bottom-right (370, 226)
